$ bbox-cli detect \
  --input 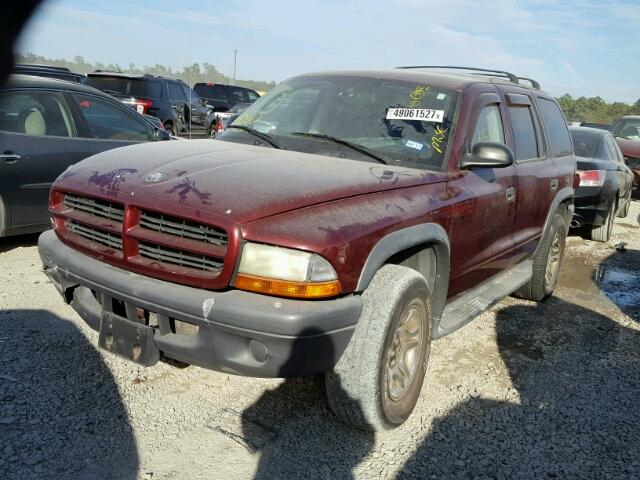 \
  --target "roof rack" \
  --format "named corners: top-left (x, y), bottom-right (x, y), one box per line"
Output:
top-left (14, 64), bottom-right (72, 72)
top-left (395, 65), bottom-right (540, 90)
